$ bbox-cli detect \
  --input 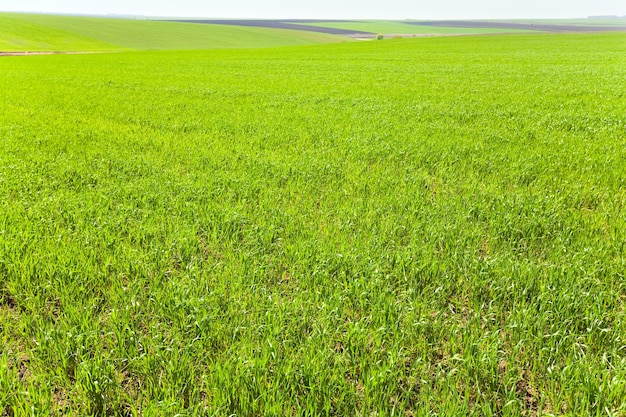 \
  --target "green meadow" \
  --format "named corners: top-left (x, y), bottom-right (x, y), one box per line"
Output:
top-left (0, 13), bottom-right (343, 52)
top-left (303, 20), bottom-right (533, 35)
top-left (301, 18), bottom-right (626, 35)
top-left (1, 14), bottom-right (626, 416)
top-left (496, 18), bottom-right (626, 26)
